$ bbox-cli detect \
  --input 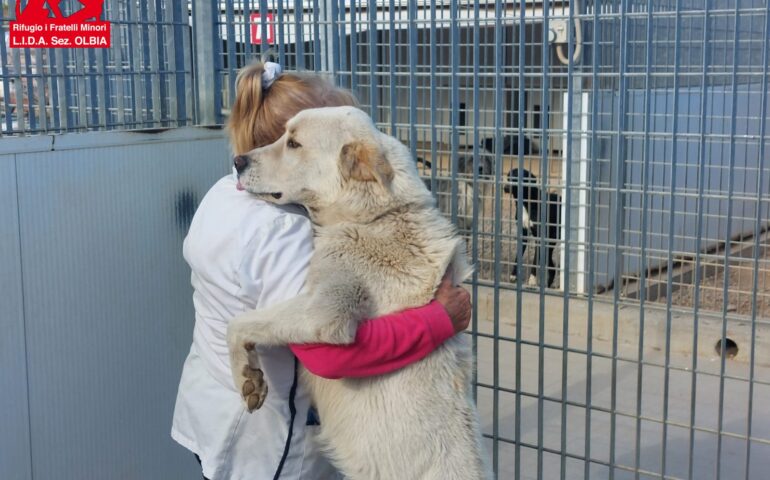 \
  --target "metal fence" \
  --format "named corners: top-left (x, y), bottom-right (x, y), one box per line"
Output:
top-left (204, 1), bottom-right (769, 478)
top-left (0, 0), bottom-right (192, 134)
top-left (2, 1), bottom-right (770, 479)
